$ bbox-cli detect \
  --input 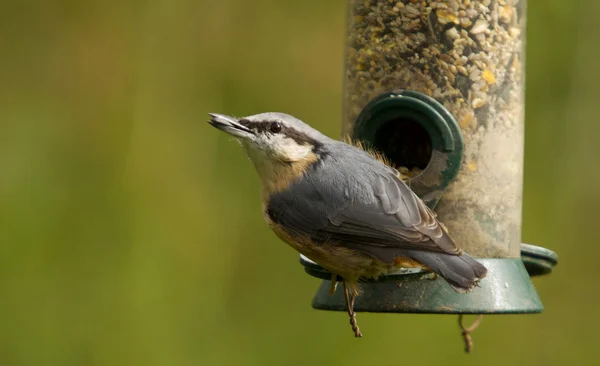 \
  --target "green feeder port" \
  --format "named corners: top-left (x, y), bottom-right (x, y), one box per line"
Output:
top-left (300, 0), bottom-right (557, 324)
top-left (352, 90), bottom-right (464, 209)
